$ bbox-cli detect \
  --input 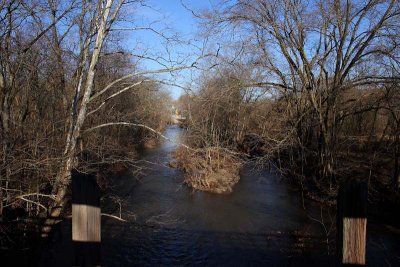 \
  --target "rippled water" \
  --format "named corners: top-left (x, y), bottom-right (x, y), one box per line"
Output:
top-left (100, 125), bottom-right (331, 266)
top-left (41, 125), bottom-right (400, 266)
